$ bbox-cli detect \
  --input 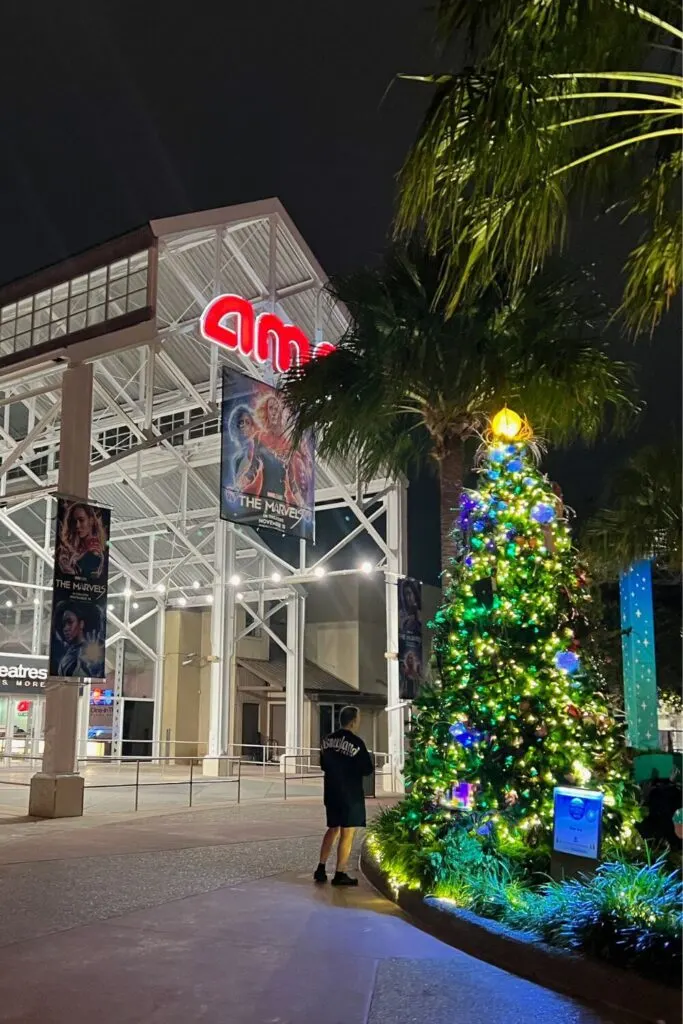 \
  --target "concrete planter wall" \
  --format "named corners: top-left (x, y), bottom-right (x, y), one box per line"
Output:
top-left (360, 842), bottom-right (680, 1024)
